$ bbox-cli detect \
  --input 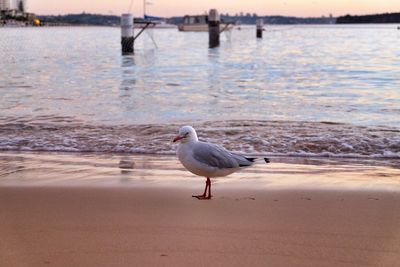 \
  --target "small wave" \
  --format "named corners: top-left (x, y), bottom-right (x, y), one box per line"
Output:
top-left (0, 117), bottom-right (399, 160)
top-left (380, 109), bottom-right (400, 114)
